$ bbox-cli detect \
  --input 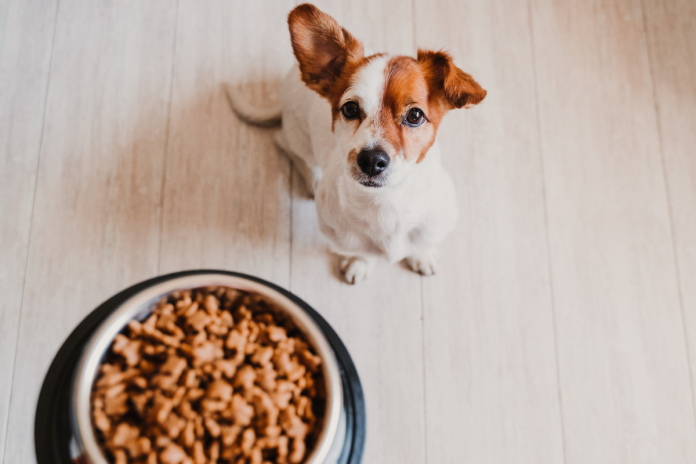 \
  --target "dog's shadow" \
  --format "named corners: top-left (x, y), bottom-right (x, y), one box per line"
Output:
top-left (158, 79), bottom-right (339, 283)
top-left (66, 76), bottom-right (337, 291)
top-left (156, 80), bottom-right (286, 277)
